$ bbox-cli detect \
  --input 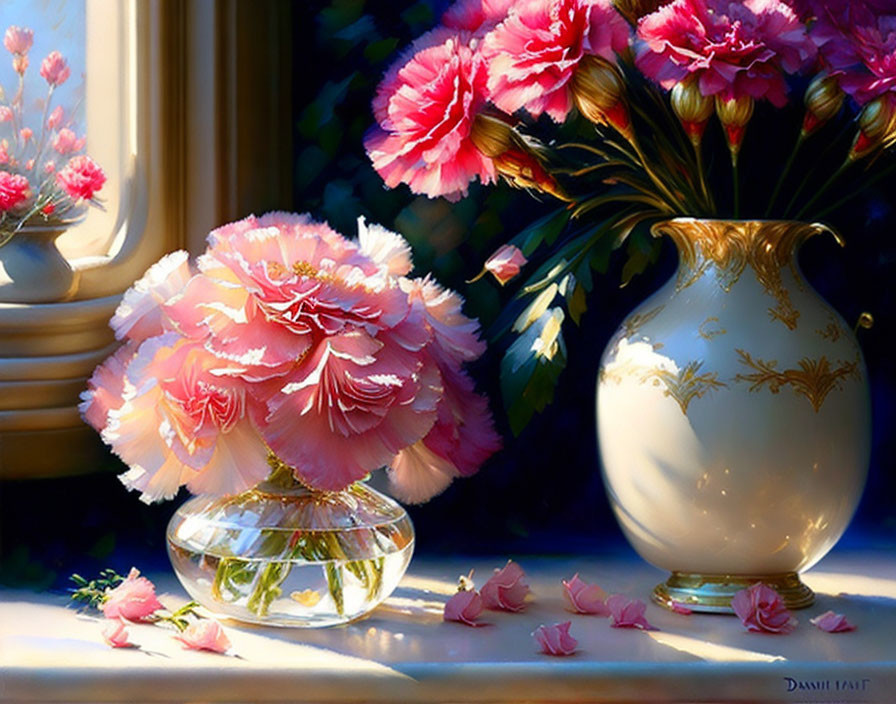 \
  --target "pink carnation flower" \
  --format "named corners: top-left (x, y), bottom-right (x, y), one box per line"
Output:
top-left (444, 589), bottom-right (486, 626)
top-left (810, 610), bottom-right (856, 633)
top-left (808, 3), bottom-right (896, 105)
top-left (99, 567), bottom-right (164, 622)
top-left (53, 128), bottom-right (86, 155)
top-left (80, 341), bottom-right (139, 432)
top-left (0, 106), bottom-right (12, 122)
top-left (19, 128), bottom-right (32, 141)
top-left (484, 244), bottom-right (527, 285)
top-left (0, 171), bottom-right (30, 211)
top-left (56, 155), bottom-right (106, 201)
top-left (104, 336), bottom-right (271, 502)
top-left (174, 620), bottom-right (232, 654)
top-left (533, 621), bottom-right (578, 656)
top-left (40, 50), bottom-right (71, 86)
top-left (731, 582), bottom-right (797, 634)
top-left (481, 560), bottom-right (530, 611)
top-left (636, 0), bottom-right (816, 107)
top-left (4, 26), bottom-right (33, 55)
top-left (483, 0), bottom-right (630, 122)
top-left (607, 594), bottom-right (656, 629)
top-left (366, 31), bottom-right (496, 201)
top-left (12, 54), bottom-right (27, 75)
top-left (562, 573), bottom-right (610, 615)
